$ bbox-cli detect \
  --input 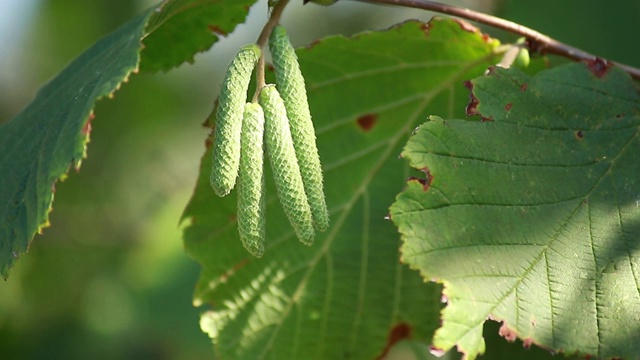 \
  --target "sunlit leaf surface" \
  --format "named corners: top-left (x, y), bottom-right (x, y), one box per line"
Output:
top-left (391, 63), bottom-right (640, 359)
